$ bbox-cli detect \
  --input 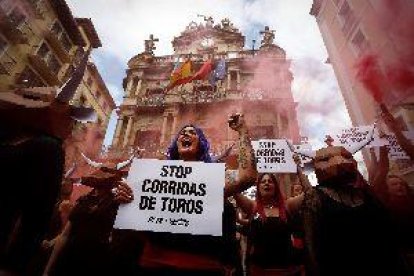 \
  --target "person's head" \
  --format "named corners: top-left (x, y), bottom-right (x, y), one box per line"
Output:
top-left (255, 173), bottom-right (286, 221)
top-left (314, 146), bottom-right (358, 186)
top-left (291, 183), bottom-right (303, 197)
top-left (386, 175), bottom-right (410, 198)
top-left (167, 125), bottom-right (212, 163)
